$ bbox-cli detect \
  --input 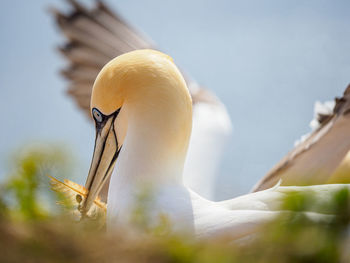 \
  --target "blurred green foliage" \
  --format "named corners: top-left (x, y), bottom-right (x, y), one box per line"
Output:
top-left (0, 145), bottom-right (349, 263)
top-left (0, 144), bottom-right (74, 220)
top-left (247, 189), bottom-right (350, 263)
